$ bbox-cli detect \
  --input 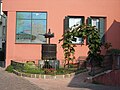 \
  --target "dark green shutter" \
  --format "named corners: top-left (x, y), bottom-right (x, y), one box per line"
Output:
top-left (64, 16), bottom-right (85, 44)
top-left (87, 17), bottom-right (92, 26)
top-left (64, 16), bottom-right (69, 32)
top-left (80, 17), bottom-right (84, 44)
top-left (99, 18), bottom-right (105, 43)
top-left (81, 17), bottom-right (85, 25)
top-left (86, 17), bottom-right (92, 44)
